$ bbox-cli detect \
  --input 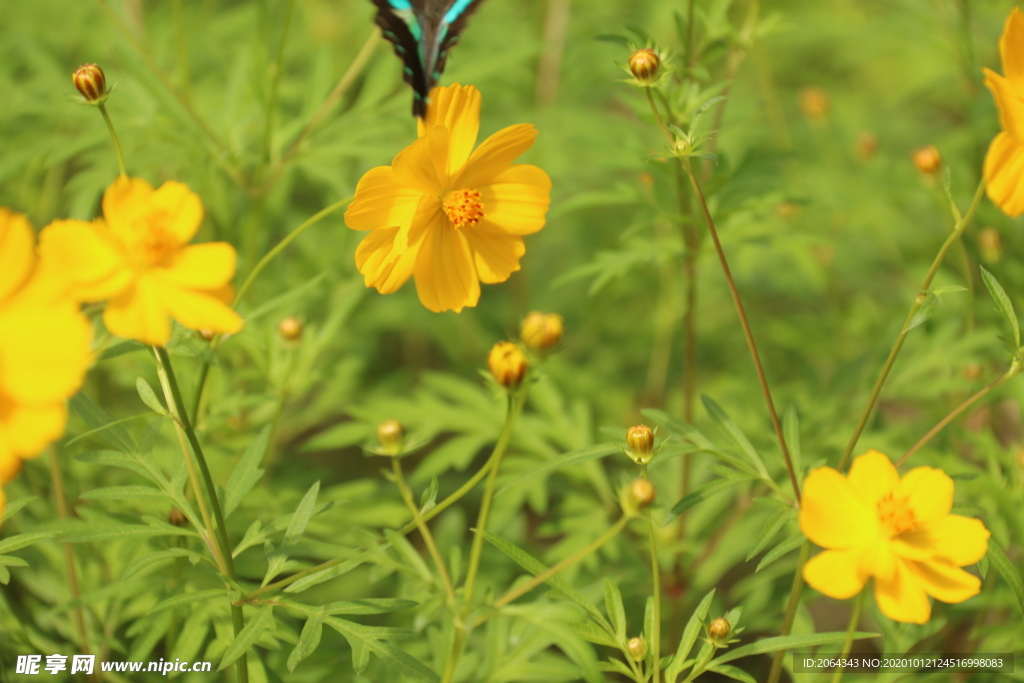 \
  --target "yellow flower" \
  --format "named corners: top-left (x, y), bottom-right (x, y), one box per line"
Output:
top-left (345, 84), bottom-right (552, 313)
top-left (0, 209), bottom-right (93, 507)
top-left (487, 341), bottom-right (528, 388)
top-left (984, 8), bottom-right (1024, 217)
top-left (39, 177), bottom-right (243, 346)
top-left (800, 450), bottom-right (990, 624)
